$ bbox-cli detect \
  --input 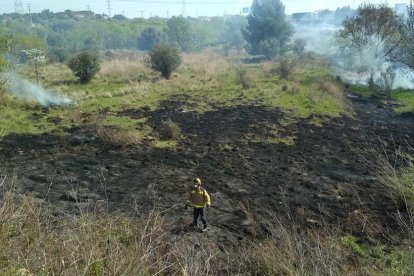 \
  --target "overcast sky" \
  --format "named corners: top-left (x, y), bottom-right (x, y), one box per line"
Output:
top-left (0, 0), bottom-right (411, 18)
